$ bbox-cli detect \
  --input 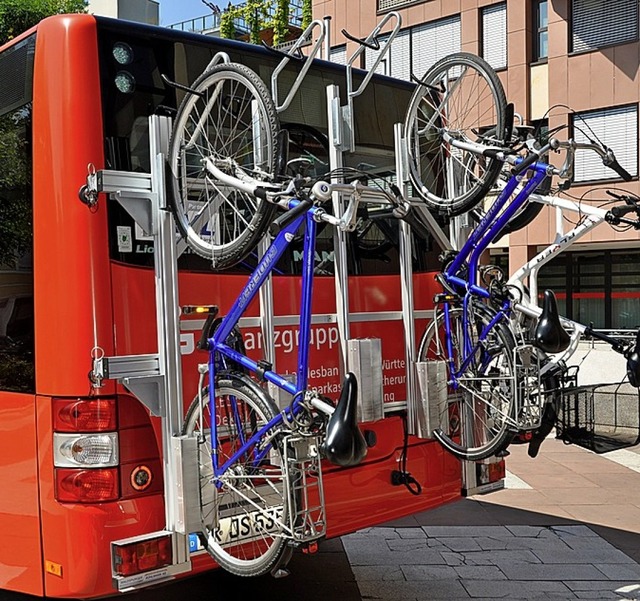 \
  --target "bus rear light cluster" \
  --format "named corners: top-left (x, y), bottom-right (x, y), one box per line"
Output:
top-left (56, 467), bottom-right (119, 503)
top-left (112, 535), bottom-right (172, 577)
top-left (53, 397), bottom-right (120, 503)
